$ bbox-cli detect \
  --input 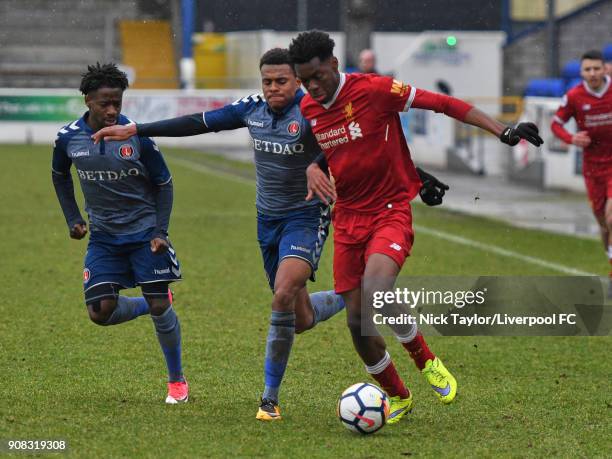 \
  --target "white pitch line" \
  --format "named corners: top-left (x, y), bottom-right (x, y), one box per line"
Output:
top-left (415, 225), bottom-right (597, 276)
top-left (168, 155), bottom-right (598, 276)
